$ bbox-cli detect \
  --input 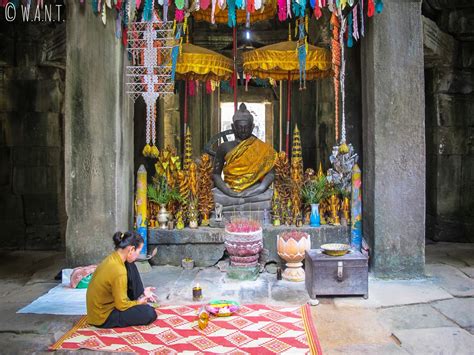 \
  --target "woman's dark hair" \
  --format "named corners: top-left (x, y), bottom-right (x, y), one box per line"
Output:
top-left (113, 231), bottom-right (144, 250)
